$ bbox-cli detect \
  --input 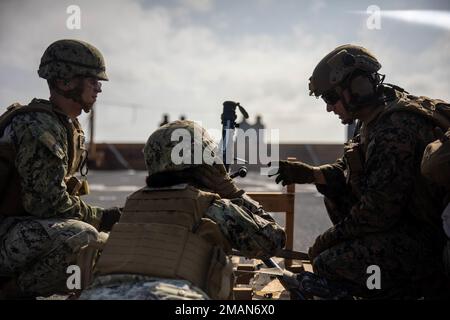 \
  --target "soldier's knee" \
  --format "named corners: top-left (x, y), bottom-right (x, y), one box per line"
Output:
top-left (0, 220), bottom-right (51, 271)
top-left (54, 220), bottom-right (100, 252)
top-left (312, 252), bottom-right (327, 275)
top-left (312, 249), bottom-right (351, 281)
